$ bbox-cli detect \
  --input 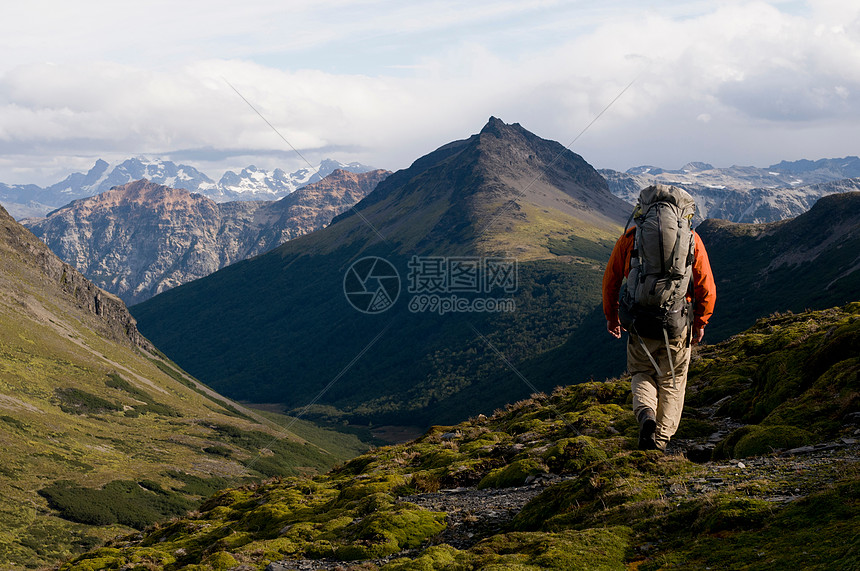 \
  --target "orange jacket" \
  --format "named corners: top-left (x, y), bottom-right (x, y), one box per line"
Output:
top-left (602, 227), bottom-right (716, 330)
